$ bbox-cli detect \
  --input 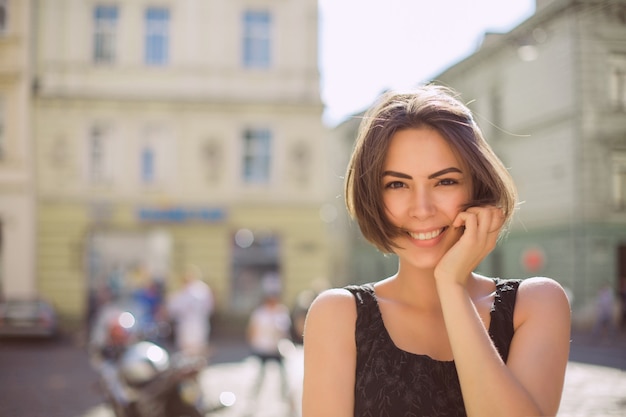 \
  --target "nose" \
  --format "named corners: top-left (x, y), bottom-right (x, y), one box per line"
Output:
top-left (408, 187), bottom-right (436, 220)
